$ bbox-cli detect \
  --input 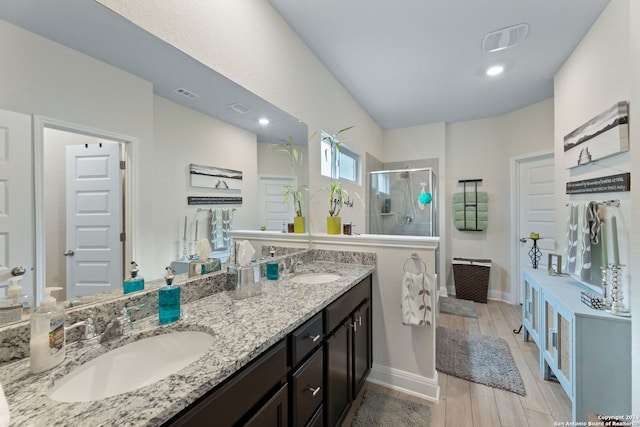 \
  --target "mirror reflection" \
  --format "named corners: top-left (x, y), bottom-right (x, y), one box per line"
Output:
top-left (0, 0), bottom-right (309, 325)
